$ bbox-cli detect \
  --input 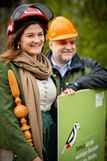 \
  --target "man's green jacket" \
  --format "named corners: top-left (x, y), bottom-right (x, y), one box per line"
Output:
top-left (47, 51), bottom-right (107, 95)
